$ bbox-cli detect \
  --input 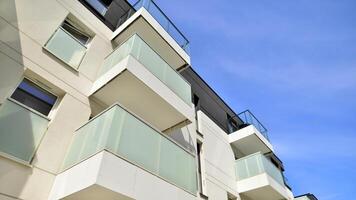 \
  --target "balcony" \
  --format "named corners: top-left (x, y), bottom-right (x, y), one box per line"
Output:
top-left (229, 110), bottom-right (273, 155)
top-left (49, 103), bottom-right (197, 200)
top-left (112, 0), bottom-right (190, 68)
top-left (90, 34), bottom-right (194, 131)
top-left (295, 194), bottom-right (318, 200)
top-left (235, 152), bottom-right (292, 200)
top-left (129, 0), bottom-right (189, 54)
top-left (44, 27), bottom-right (87, 70)
top-left (0, 99), bottom-right (49, 163)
